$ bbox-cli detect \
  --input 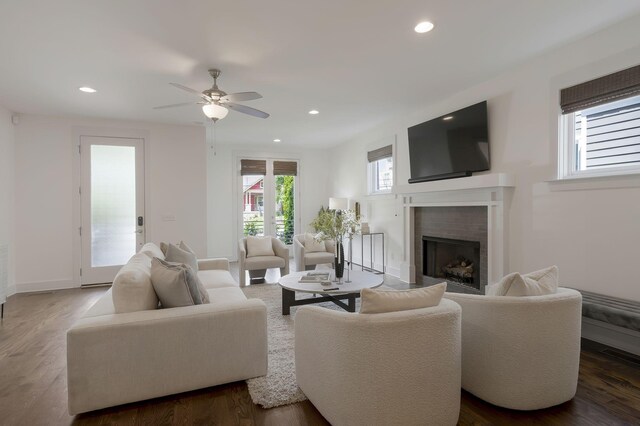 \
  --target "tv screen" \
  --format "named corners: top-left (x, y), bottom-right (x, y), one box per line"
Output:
top-left (408, 101), bottom-right (489, 183)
